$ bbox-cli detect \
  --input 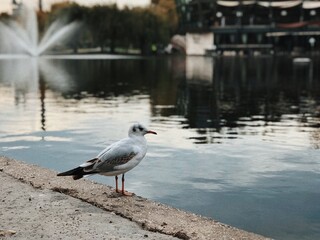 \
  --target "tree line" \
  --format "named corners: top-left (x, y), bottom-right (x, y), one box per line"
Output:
top-left (38, 1), bottom-right (178, 55)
